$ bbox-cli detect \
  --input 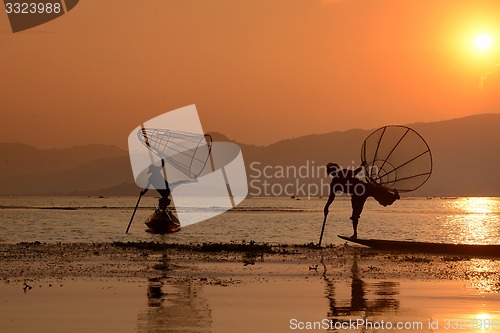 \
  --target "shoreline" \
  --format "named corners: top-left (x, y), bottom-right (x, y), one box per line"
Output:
top-left (2, 241), bottom-right (500, 282)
